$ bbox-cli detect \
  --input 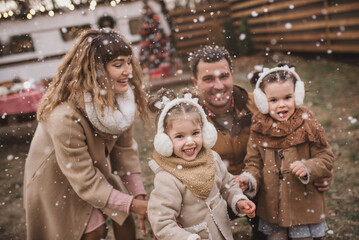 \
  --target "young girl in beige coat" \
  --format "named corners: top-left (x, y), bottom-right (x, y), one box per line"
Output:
top-left (147, 88), bottom-right (256, 240)
top-left (24, 29), bottom-right (149, 240)
top-left (237, 64), bottom-right (334, 240)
